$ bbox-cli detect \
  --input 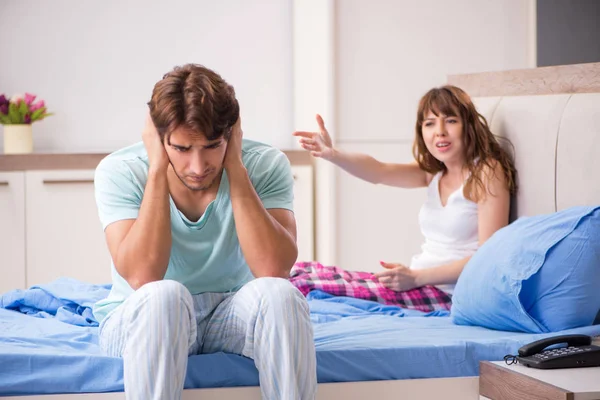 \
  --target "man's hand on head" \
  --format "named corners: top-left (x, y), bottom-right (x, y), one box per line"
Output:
top-left (143, 112), bottom-right (170, 173)
top-left (223, 117), bottom-right (244, 172)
